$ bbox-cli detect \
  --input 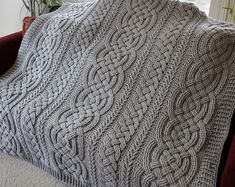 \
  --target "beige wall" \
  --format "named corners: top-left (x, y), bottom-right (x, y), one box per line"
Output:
top-left (0, 0), bottom-right (83, 36)
top-left (0, 0), bottom-right (27, 36)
